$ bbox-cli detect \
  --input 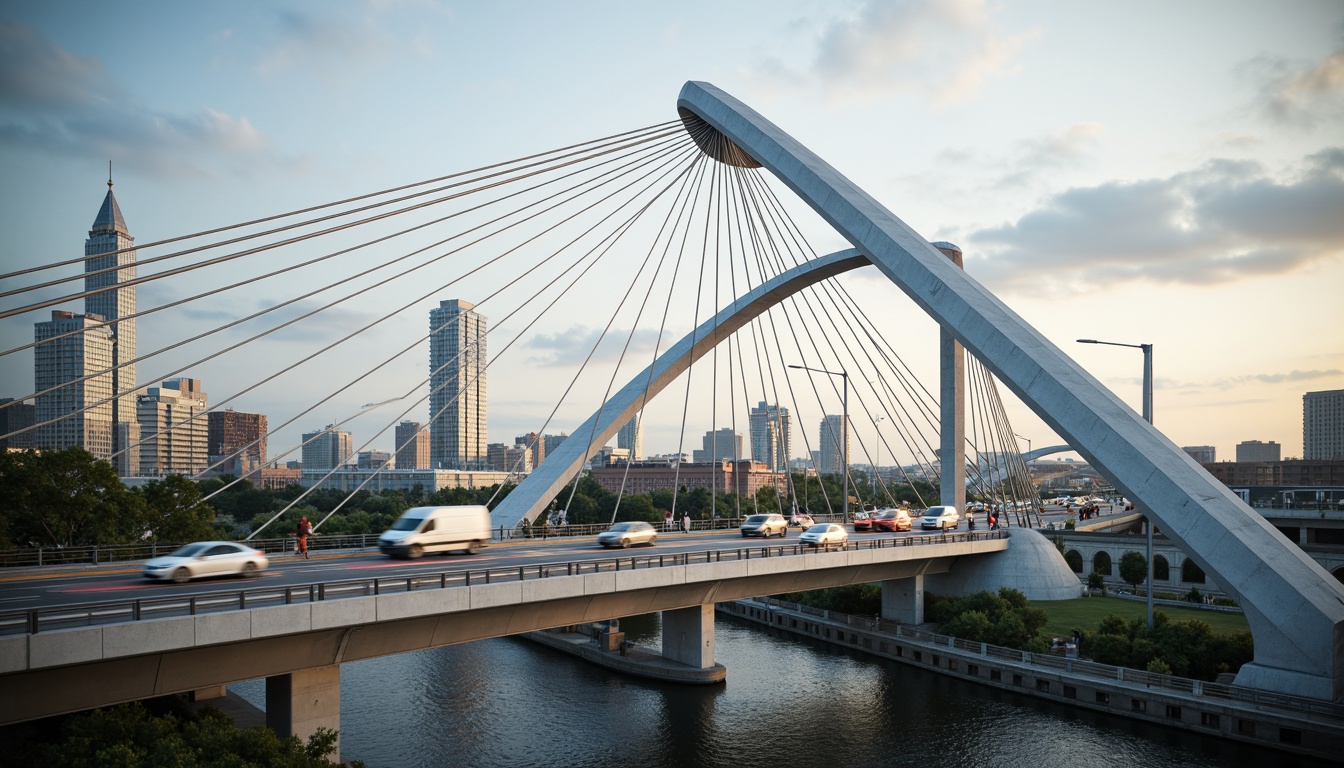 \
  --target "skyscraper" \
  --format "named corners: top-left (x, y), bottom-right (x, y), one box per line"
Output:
top-left (395, 421), bottom-right (430, 470)
top-left (208, 409), bottom-right (267, 477)
top-left (749, 401), bottom-right (791, 470)
top-left (818, 414), bottom-right (849, 475)
top-left (302, 425), bottom-right (354, 470)
top-left (692, 428), bottom-right (741, 463)
top-left (1236, 440), bottom-right (1281, 462)
top-left (33, 311), bottom-right (114, 459)
top-left (515, 432), bottom-right (544, 470)
top-left (429, 299), bottom-right (487, 470)
top-left (0, 398), bottom-right (35, 450)
top-left (1304, 389), bottom-right (1344, 460)
top-left (137, 378), bottom-right (209, 476)
top-left (85, 175), bottom-right (137, 461)
top-left (617, 416), bottom-right (644, 461)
